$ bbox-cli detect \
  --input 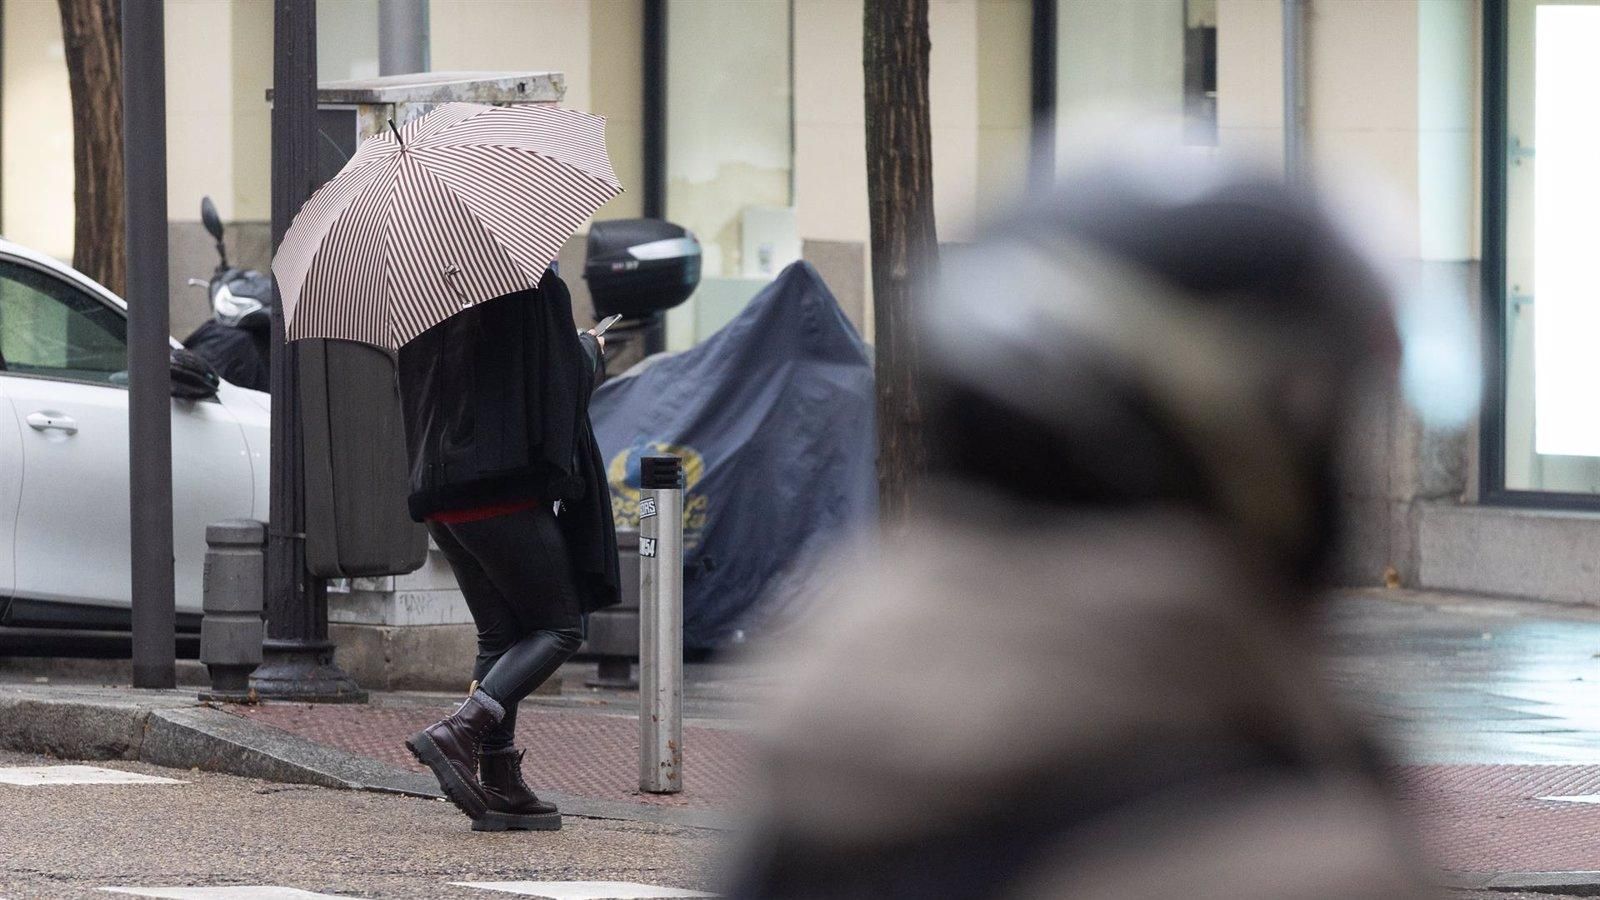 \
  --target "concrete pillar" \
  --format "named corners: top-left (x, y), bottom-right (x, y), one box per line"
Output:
top-left (379, 0), bottom-right (429, 76)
